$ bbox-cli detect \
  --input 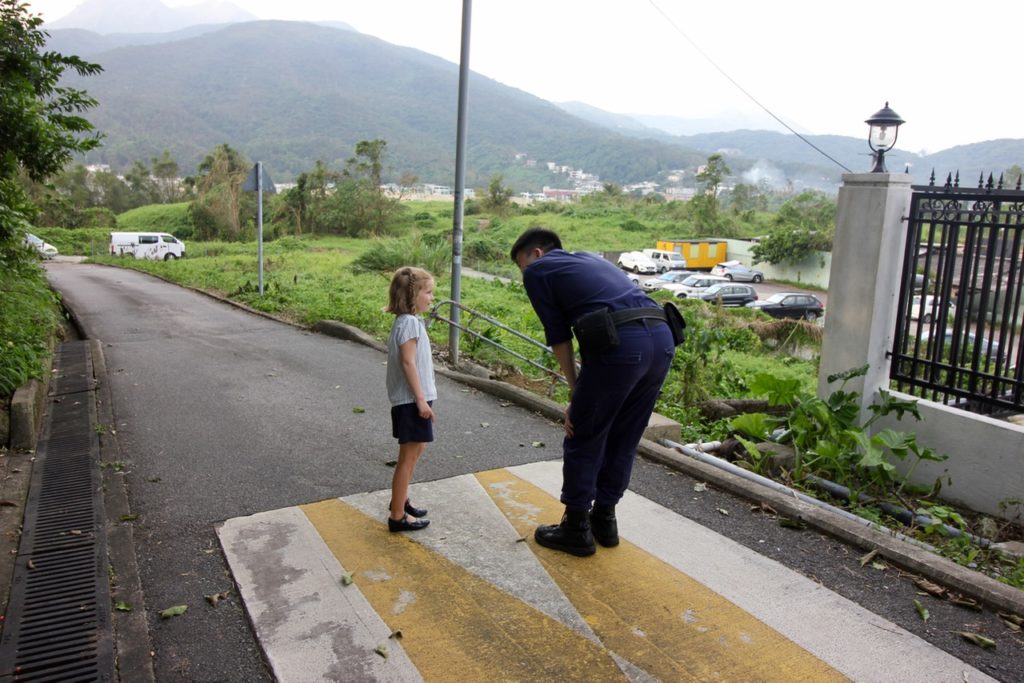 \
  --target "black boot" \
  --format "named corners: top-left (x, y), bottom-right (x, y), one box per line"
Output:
top-left (590, 504), bottom-right (619, 547)
top-left (534, 509), bottom-right (595, 557)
